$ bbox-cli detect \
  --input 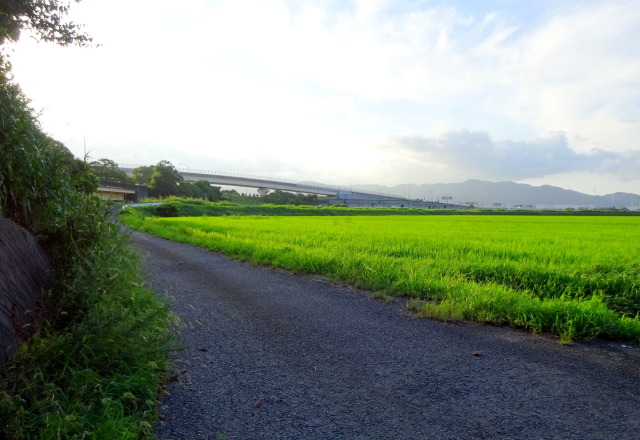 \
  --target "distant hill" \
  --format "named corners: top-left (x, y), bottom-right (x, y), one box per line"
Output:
top-left (352, 180), bottom-right (640, 209)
